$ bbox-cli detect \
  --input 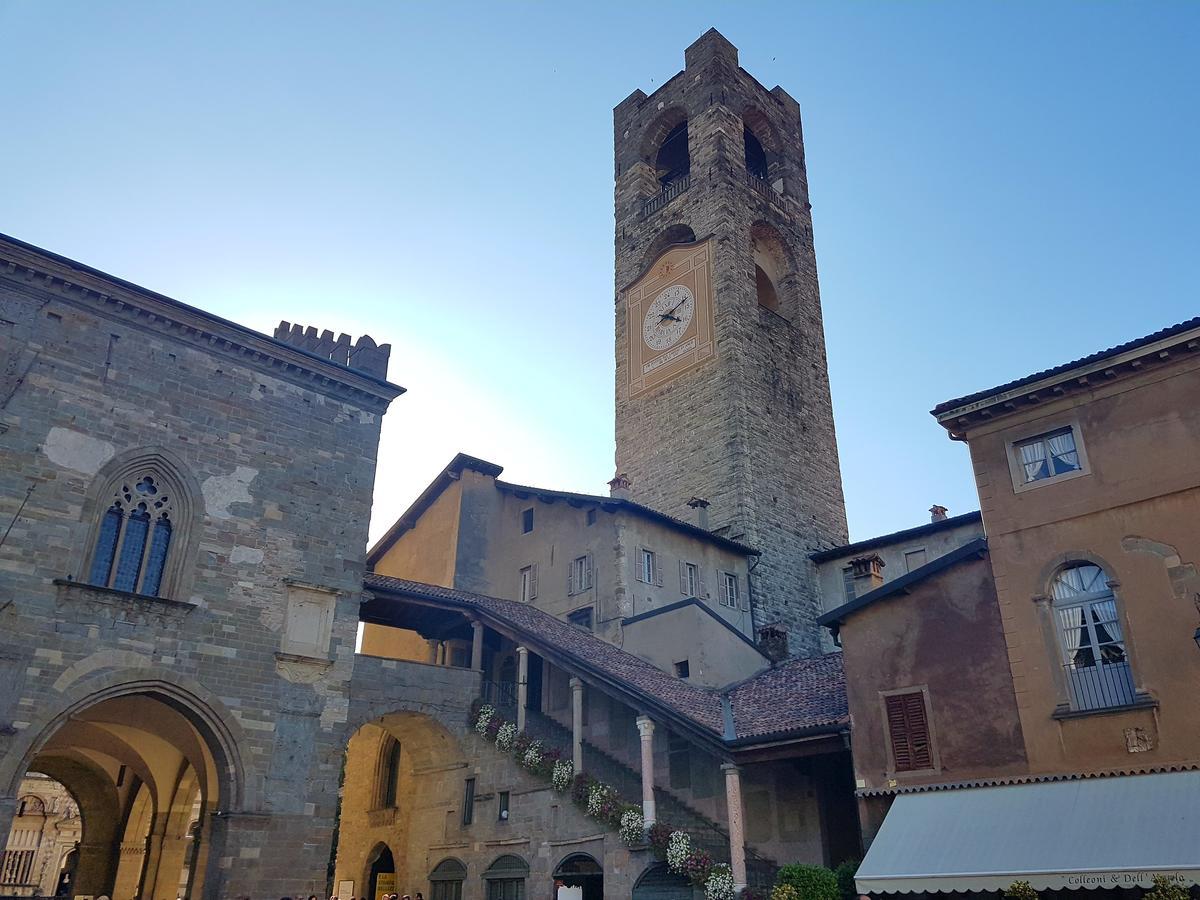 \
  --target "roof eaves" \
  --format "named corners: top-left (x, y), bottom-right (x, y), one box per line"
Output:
top-left (816, 537), bottom-right (989, 628)
top-left (809, 511), bottom-right (983, 563)
top-left (931, 317), bottom-right (1200, 425)
top-left (622, 597), bottom-right (770, 661)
